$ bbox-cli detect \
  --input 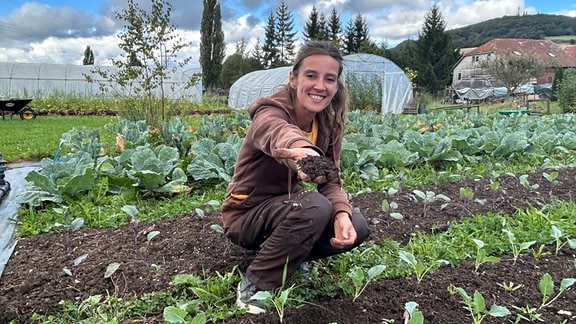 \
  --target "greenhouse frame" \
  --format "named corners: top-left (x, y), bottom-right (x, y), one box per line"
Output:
top-left (228, 53), bottom-right (413, 114)
top-left (0, 62), bottom-right (202, 101)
